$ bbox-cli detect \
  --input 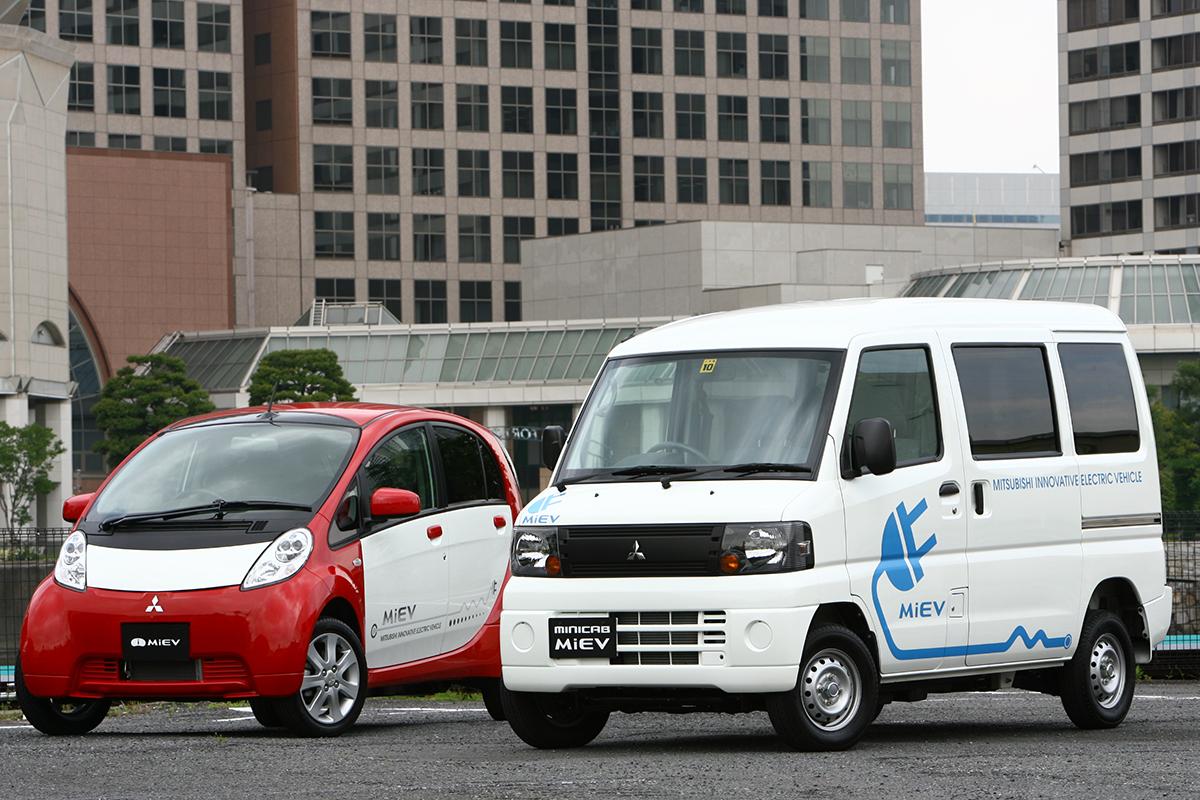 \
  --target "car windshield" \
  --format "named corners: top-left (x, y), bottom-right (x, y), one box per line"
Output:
top-left (558, 350), bottom-right (842, 481)
top-left (88, 422), bottom-right (360, 520)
